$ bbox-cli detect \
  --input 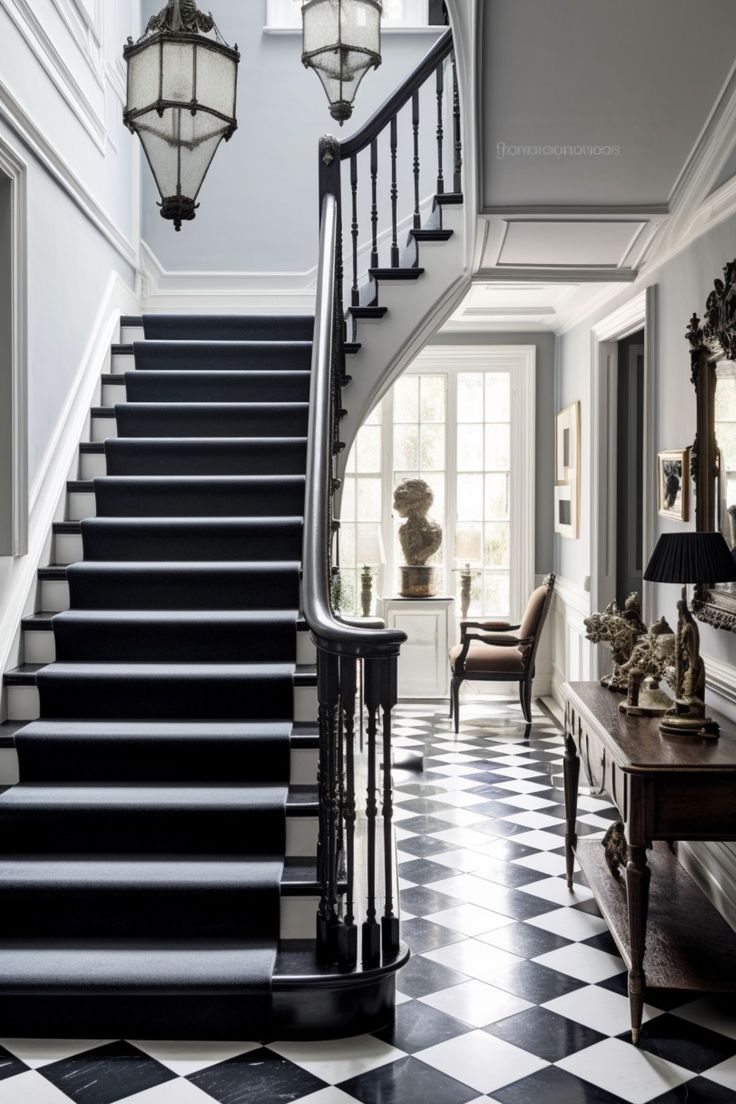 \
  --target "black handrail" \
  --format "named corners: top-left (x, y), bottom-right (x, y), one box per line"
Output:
top-left (341, 27), bottom-right (452, 159)
top-left (302, 192), bottom-right (405, 659)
